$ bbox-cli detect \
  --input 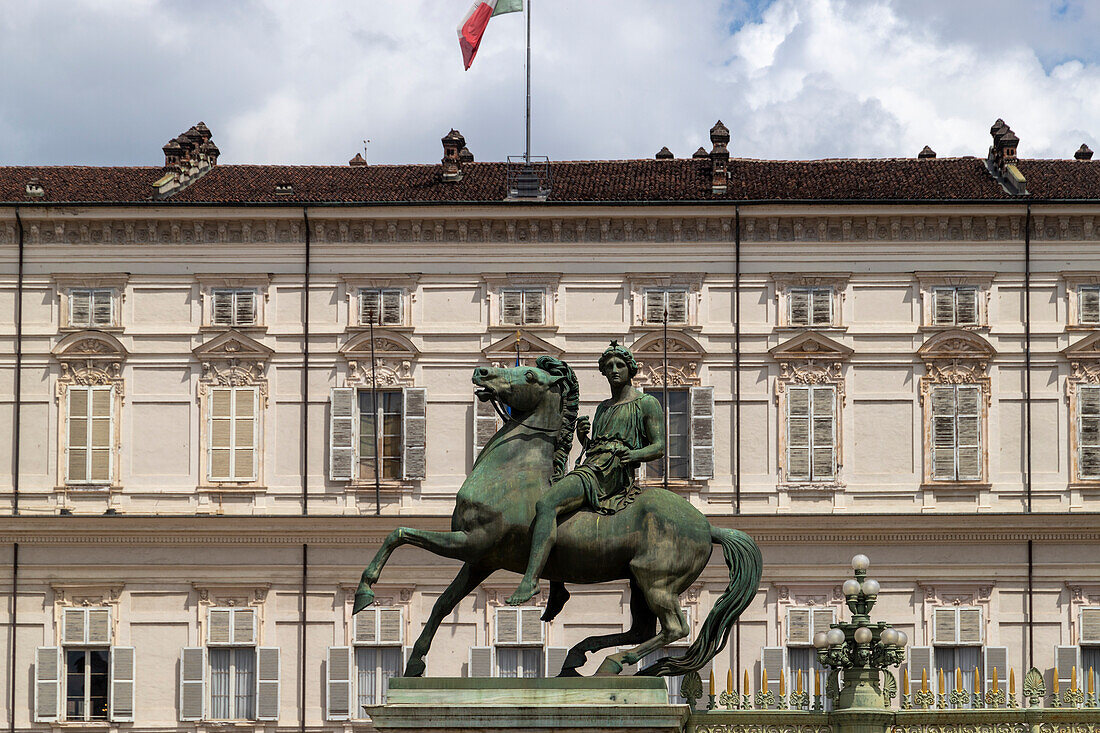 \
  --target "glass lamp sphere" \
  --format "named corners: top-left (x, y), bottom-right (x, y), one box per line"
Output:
top-left (825, 628), bottom-right (846, 646)
top-left (880, 627), bottom-right (898, 645)
top-left (861, 579), bottom-right (881, 596)
top-left (896, 630), bottom-right (908, 648)
top-left (813, 631), bottom-right (829, 649)
top-left (854, 626), bottom-right (873, 644)
top-left (851, 554), bottom-right (870, 571)
top-left (842, 579), bottom-right (861, 596)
